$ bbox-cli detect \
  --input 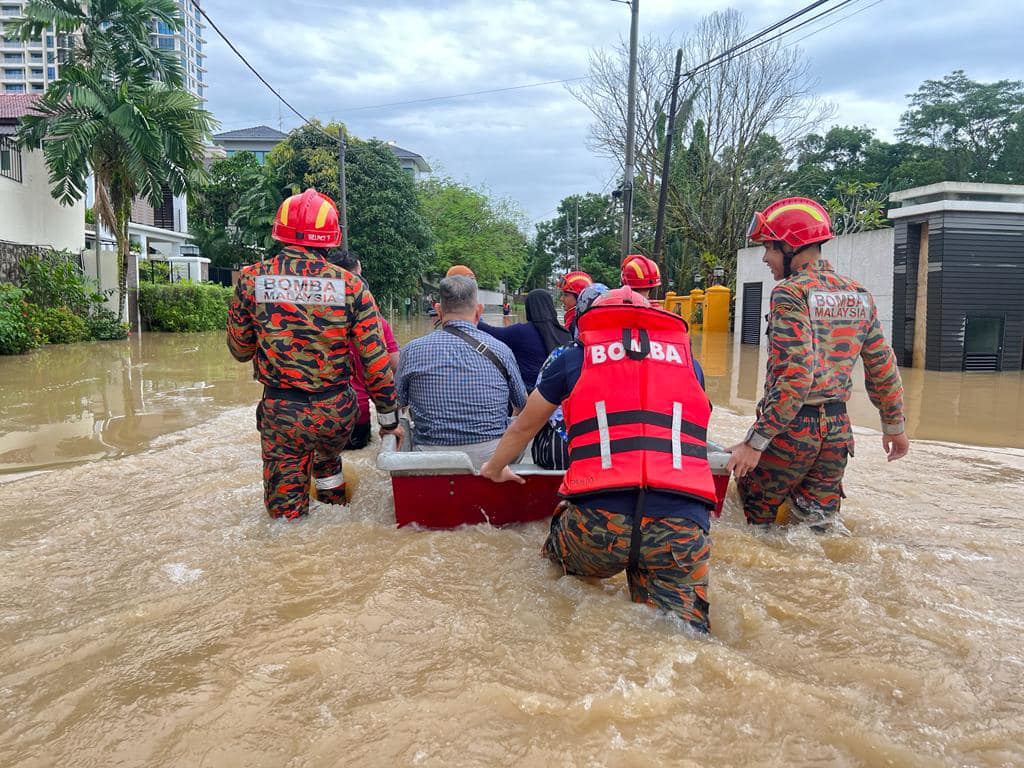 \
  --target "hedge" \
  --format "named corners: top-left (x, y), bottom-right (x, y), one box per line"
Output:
top-left (139, 281), bottom-right (234, 332)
